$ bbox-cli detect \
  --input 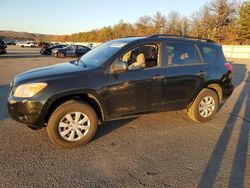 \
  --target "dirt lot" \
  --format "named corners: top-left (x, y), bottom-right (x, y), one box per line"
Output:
top-left (0, 46), bottom-right (249, 188)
